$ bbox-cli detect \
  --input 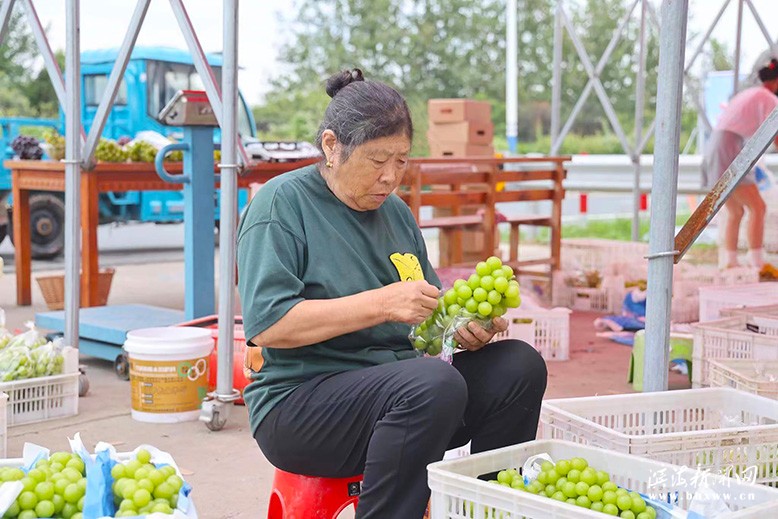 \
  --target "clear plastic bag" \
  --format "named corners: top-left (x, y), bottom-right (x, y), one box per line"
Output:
top-left (409, 304), bottom-right (491, 364)
top-left (0, 323), bottom-right (64, 381)
top-left (0, 309), bottom-right (11, 350)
